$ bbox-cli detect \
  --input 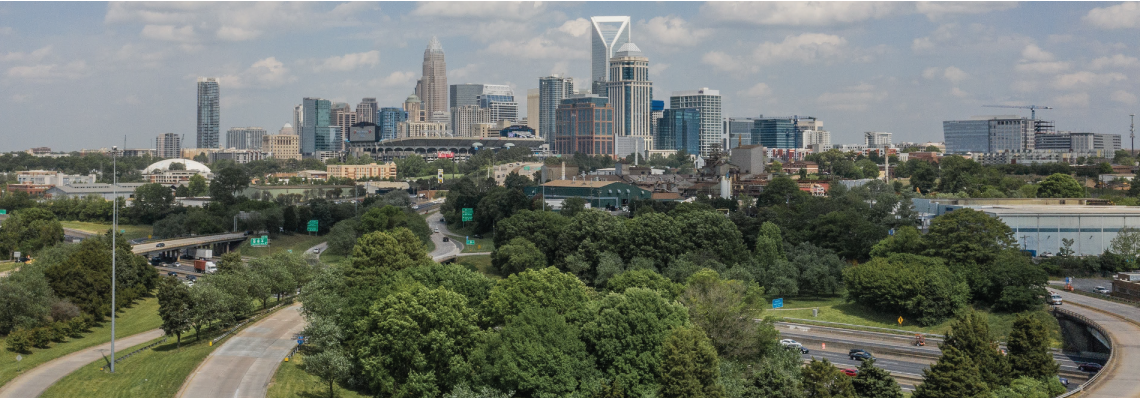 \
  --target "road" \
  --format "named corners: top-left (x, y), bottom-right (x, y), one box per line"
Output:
top-left (1050, 277), bottom-right (1117, 295)
top-left (176, 303), bottom-right (305, 398)
top-left (1047, 288), bottom-right (1140, 398)
top-left (0, 329), bottom-right (165, 398)
top-left (426, 212), bottom-right (463, 262)
top-left (132, 232), bottom-right (248, 255)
